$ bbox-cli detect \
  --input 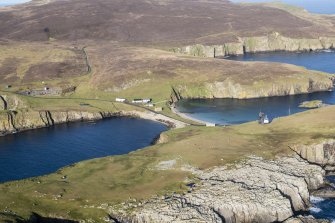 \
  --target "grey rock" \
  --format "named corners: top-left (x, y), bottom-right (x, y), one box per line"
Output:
top-left (119, 156), bottom-right (325, 223)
